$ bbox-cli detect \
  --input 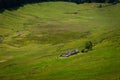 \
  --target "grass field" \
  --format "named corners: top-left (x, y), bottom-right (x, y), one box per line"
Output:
top-left (0, 2), bottom-right (120, 80)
